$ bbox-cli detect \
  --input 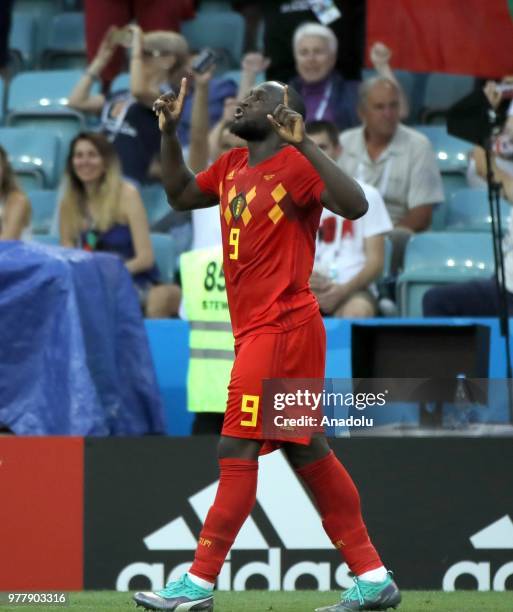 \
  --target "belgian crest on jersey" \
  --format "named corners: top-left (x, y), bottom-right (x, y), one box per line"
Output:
top-left (230, 192), bottom-right (247, 220)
